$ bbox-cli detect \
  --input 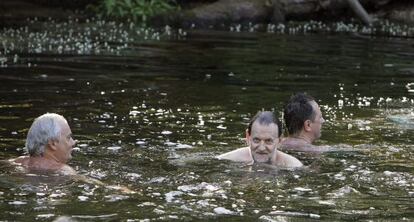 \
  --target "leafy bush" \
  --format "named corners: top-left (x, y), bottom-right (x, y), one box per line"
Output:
top-left (90, 0), bottom-right (178, 23)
